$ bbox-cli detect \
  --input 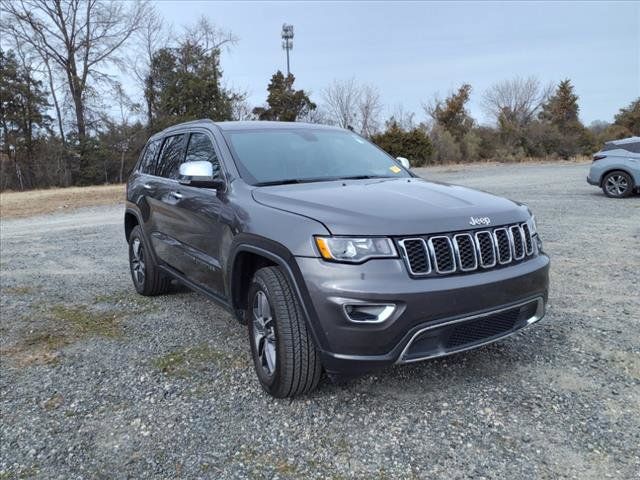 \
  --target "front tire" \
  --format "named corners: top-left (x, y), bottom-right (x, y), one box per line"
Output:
top-left (246, 266), bottom-right (322, 397)
top-left (128, 225), bottom-right (170, 296)
top-left (602, 171), bottom-right (634, 198)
